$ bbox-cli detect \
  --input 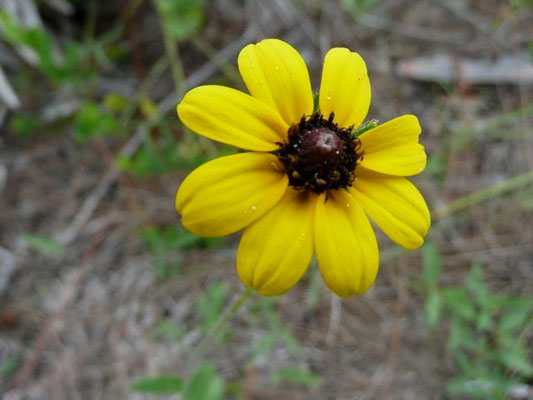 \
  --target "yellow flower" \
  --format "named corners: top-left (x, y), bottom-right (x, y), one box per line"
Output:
top-left (175, 39), bottom-right (430, 298)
